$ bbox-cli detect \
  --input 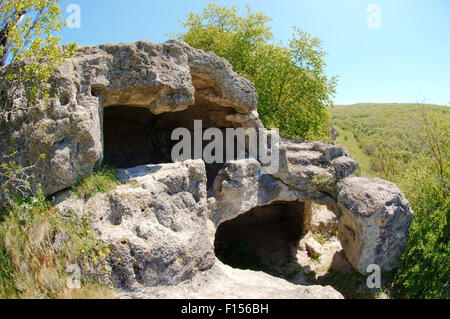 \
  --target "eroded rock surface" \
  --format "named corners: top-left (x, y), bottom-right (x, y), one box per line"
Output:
top-left (0, 40), bottom-right (260, 195)
top-left (2, 40), bottom-right (414, 298)
top-left (57, 160), bottom-right (215, 288)
top-left (337, 177), bottom-right (413, 272)
top-left (118, 262), bottom-right (344, 299)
